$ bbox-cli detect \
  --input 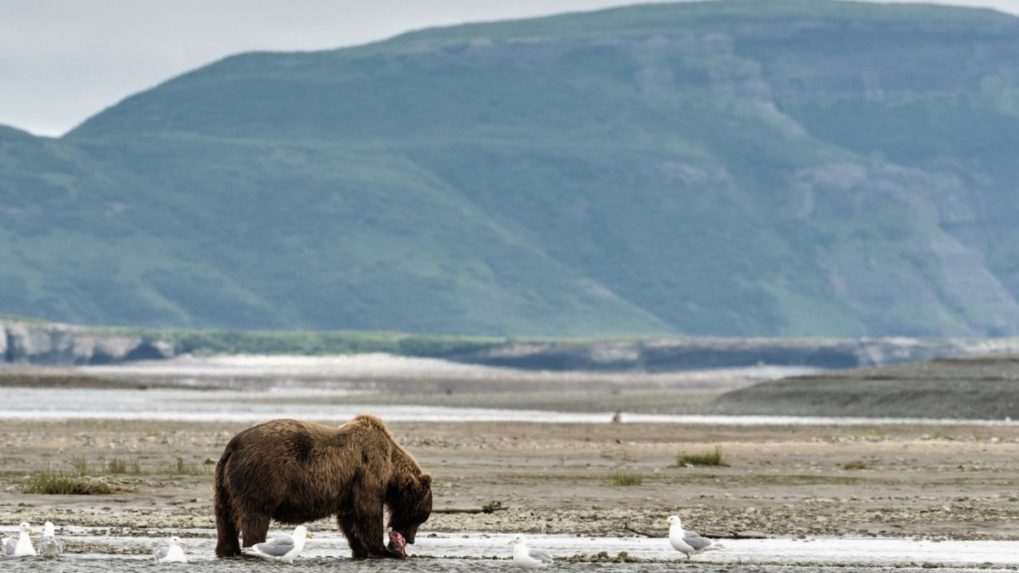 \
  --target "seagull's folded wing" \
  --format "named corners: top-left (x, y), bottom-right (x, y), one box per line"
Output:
top-left (254, 536), bottom-right (295, 557)
top-left (530, 548), bottom-right (555, 563)
top-left (683, 531), bottom-right (713, 551)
